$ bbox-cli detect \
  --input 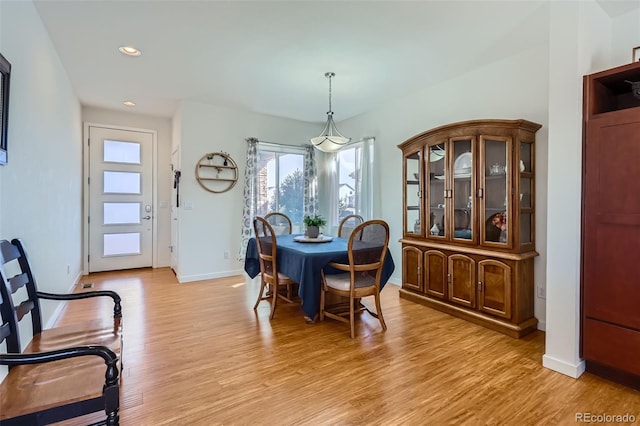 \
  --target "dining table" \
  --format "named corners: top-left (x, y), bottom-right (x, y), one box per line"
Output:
top-left (244, 233), bottom-right (395, 321)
